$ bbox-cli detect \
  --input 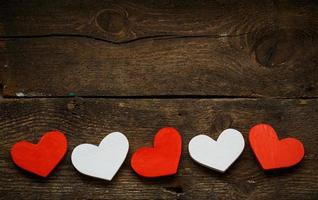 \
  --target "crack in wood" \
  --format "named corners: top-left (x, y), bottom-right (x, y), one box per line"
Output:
top-left (0, 32), bottom-right (251, 45)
